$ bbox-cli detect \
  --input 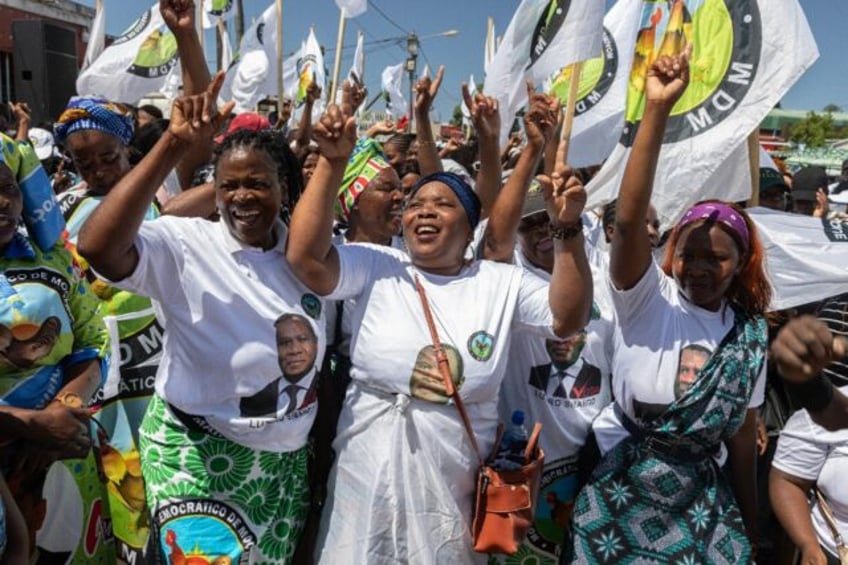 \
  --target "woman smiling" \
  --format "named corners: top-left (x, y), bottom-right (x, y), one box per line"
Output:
top-left (77, 74), bottom-right (324, 564)
top-left (286, 85), bottom-right (593, 563)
